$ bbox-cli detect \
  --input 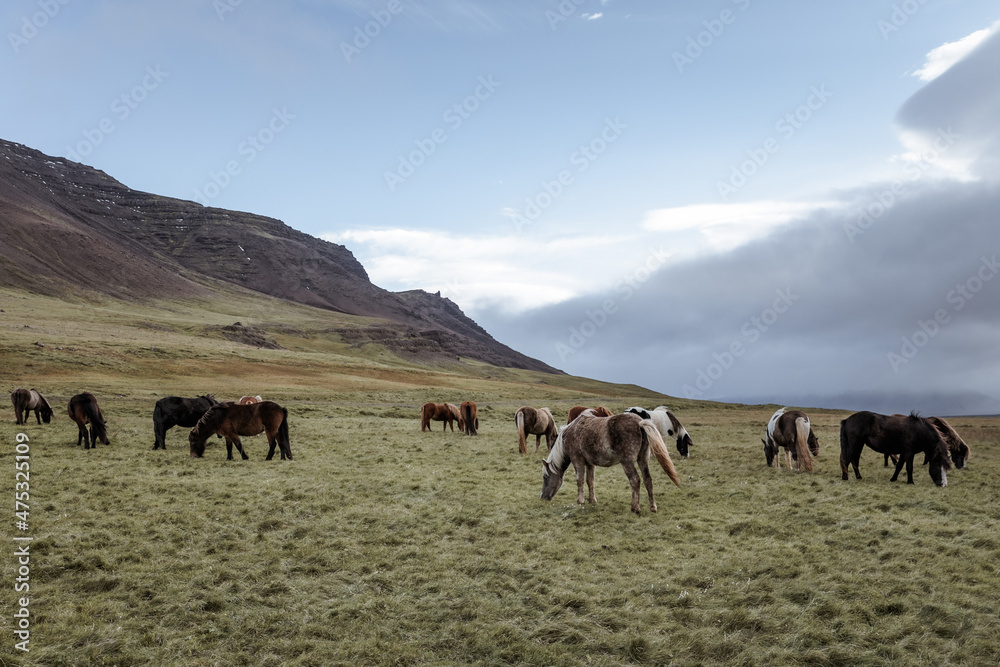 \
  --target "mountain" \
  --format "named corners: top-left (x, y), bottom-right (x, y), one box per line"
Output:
top-left (724, 390), bottom-right (1000, 417)
top-left (0, 138), bottom-right (561, 374)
